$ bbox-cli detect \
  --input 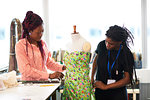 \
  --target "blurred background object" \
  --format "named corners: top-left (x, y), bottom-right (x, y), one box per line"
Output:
top-left (9, 18), bottom-right (22, 73)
